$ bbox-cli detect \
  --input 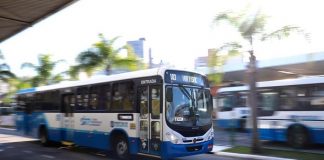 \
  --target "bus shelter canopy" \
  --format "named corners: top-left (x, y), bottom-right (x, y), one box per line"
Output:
top-left (0, 0), bottom-right (77, 43)
top-left (221, 52), bottom-right (324, 83)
